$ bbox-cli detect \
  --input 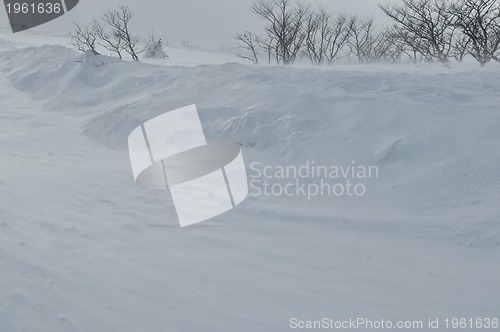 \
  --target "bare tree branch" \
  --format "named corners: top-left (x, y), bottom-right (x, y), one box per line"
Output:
top-left (235, 31), bottom-right (260, 64)
top-left (69, 22), bottom-right (99, 55)
top-left (102, 5), bottom-right (142, 61)
top-left (379, 0), bottom-right (456, 64)
top-left (450, 0), bottom-right (500, 66)
top-left (252, 0), bottom-right (309, 65)
top-left (93, 18), bottom-right (126, 59)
